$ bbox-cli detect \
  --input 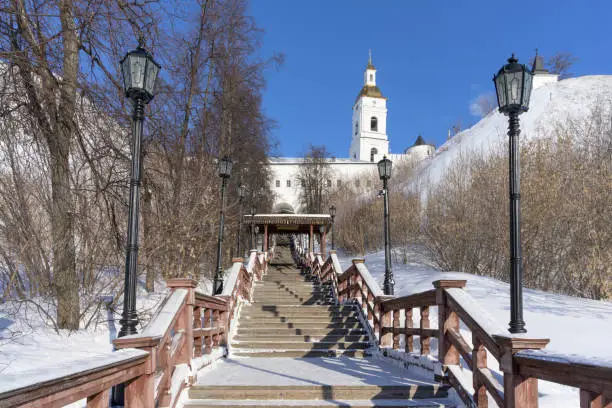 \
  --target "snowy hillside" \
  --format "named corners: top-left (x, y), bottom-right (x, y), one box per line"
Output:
top-left (416, 75), bottom-right (612, 186)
